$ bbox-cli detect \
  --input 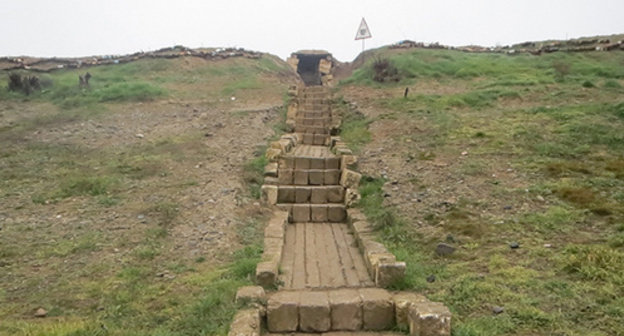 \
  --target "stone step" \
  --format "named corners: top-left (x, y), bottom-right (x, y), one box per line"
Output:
top-left (266, 289), bottom-right (450, 335)
top-left (295, 126), bottom-right (330, 135)
top-left (277, 185), bottom-right (344, 203)
top-left (300, 103), bottom-right (331, 110)
top-left (276, 203), bottom-right (346, 223)
top-left (299, 98), bottom-right (329, 104)
top-left (266, 288), bottom-right (394, 333)
top-left (303, 93), bottom-right (330, 99)
top-left (278, 169), bottom-right (342, 186)
top-left (279, 156), bottom-right (341, 170)
top-left (300, 111), bottom-right (330, 119)
top-left (296, 117), bottom-right (332, 127)
top-left (265, 332), bottom-right (405, 335)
